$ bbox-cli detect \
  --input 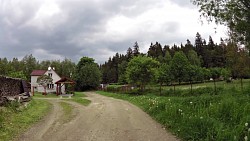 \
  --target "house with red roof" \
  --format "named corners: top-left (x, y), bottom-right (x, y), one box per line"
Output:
top-left (30, 67), bottom-right (65, 94)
